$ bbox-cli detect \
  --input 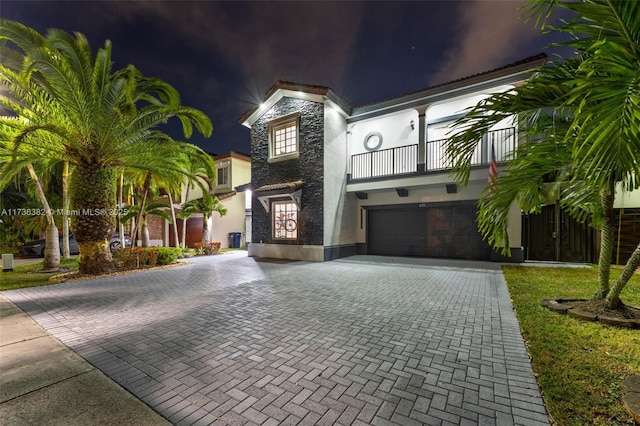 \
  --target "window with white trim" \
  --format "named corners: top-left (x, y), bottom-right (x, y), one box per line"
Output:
top-left (273, 201), bottom-right (298, 240)
top-left (216, 163), bottom-right (229, 186)
top-left (268, 112), bottom-right (300, 161)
